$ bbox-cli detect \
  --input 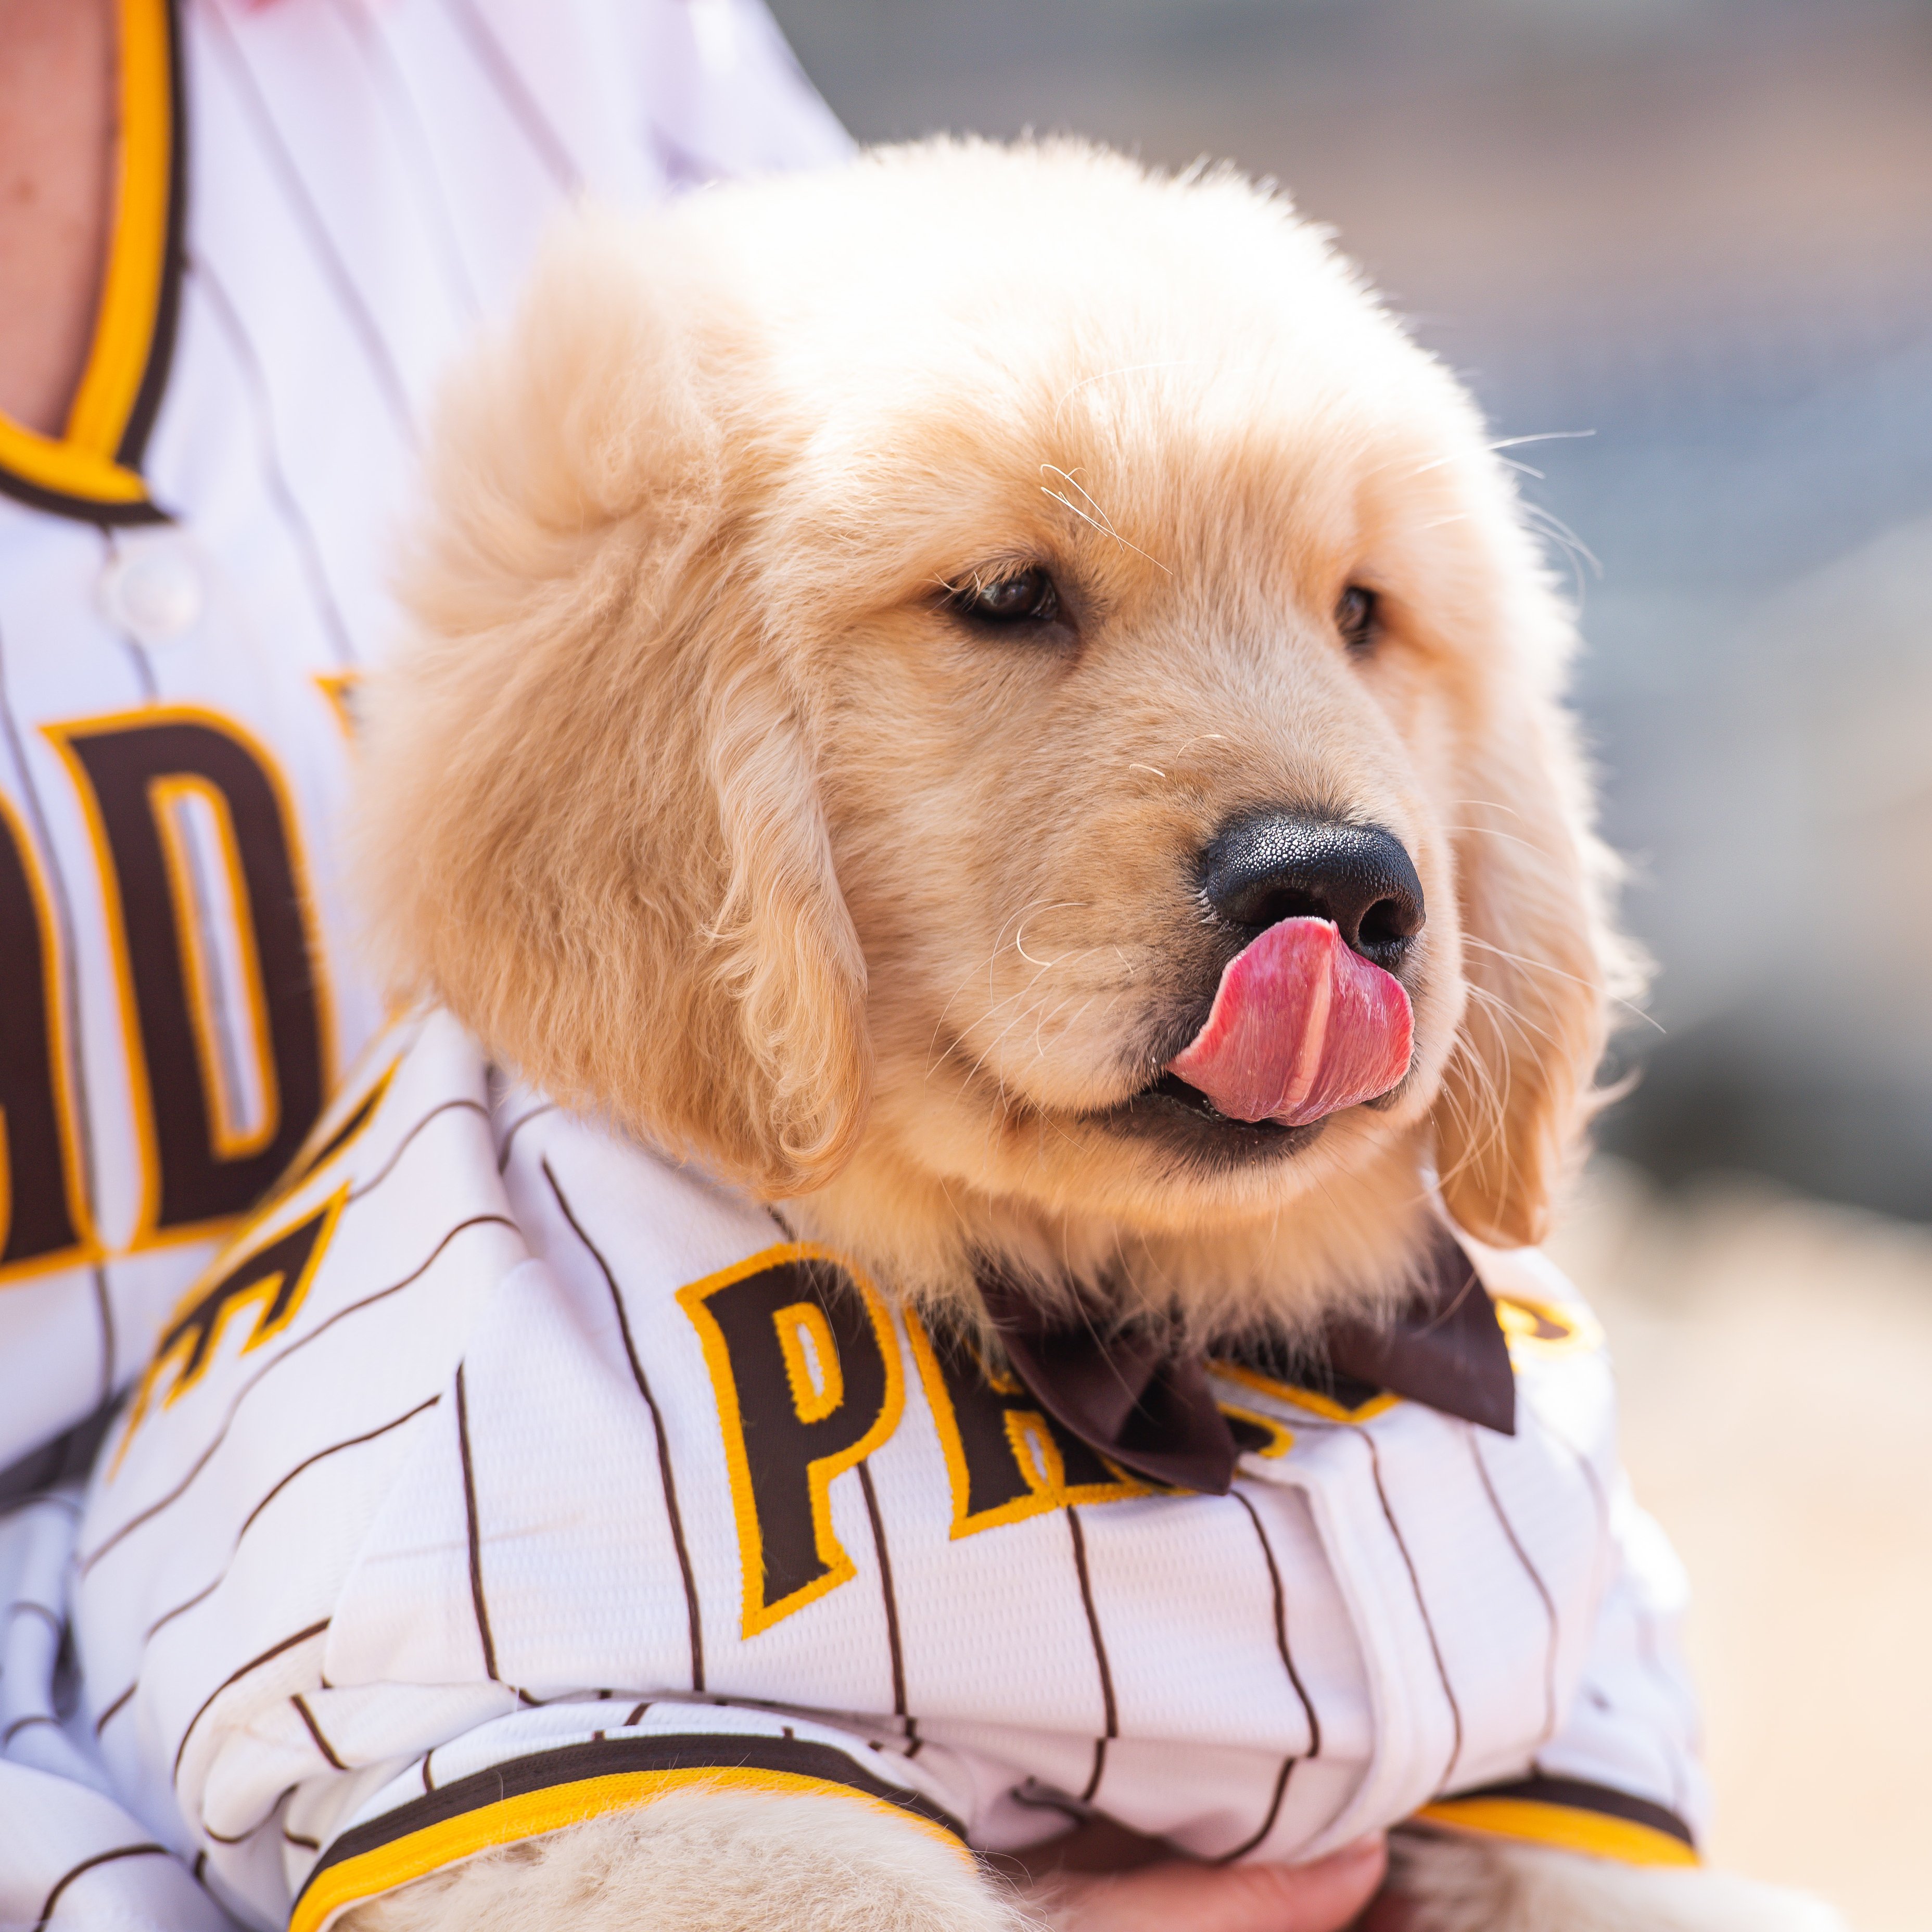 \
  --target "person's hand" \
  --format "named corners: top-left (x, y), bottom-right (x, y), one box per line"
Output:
top-left (1022, 1832), bottom-right (1388, 1932)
